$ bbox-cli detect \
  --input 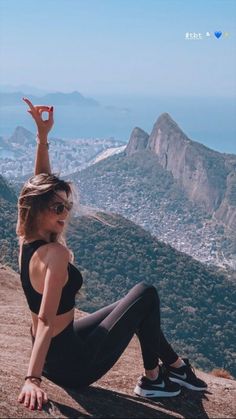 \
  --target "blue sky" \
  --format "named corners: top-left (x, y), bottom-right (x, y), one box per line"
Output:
top-left (0, 0), bottom-right (236, 96)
